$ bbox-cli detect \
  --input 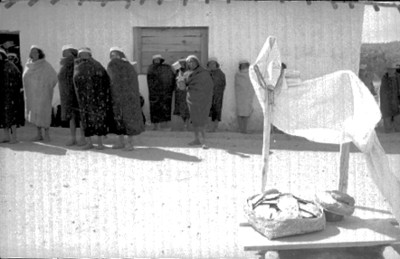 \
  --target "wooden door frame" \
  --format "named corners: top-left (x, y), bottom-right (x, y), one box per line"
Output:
top-left (133, 26), bottom-right (209, 74)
